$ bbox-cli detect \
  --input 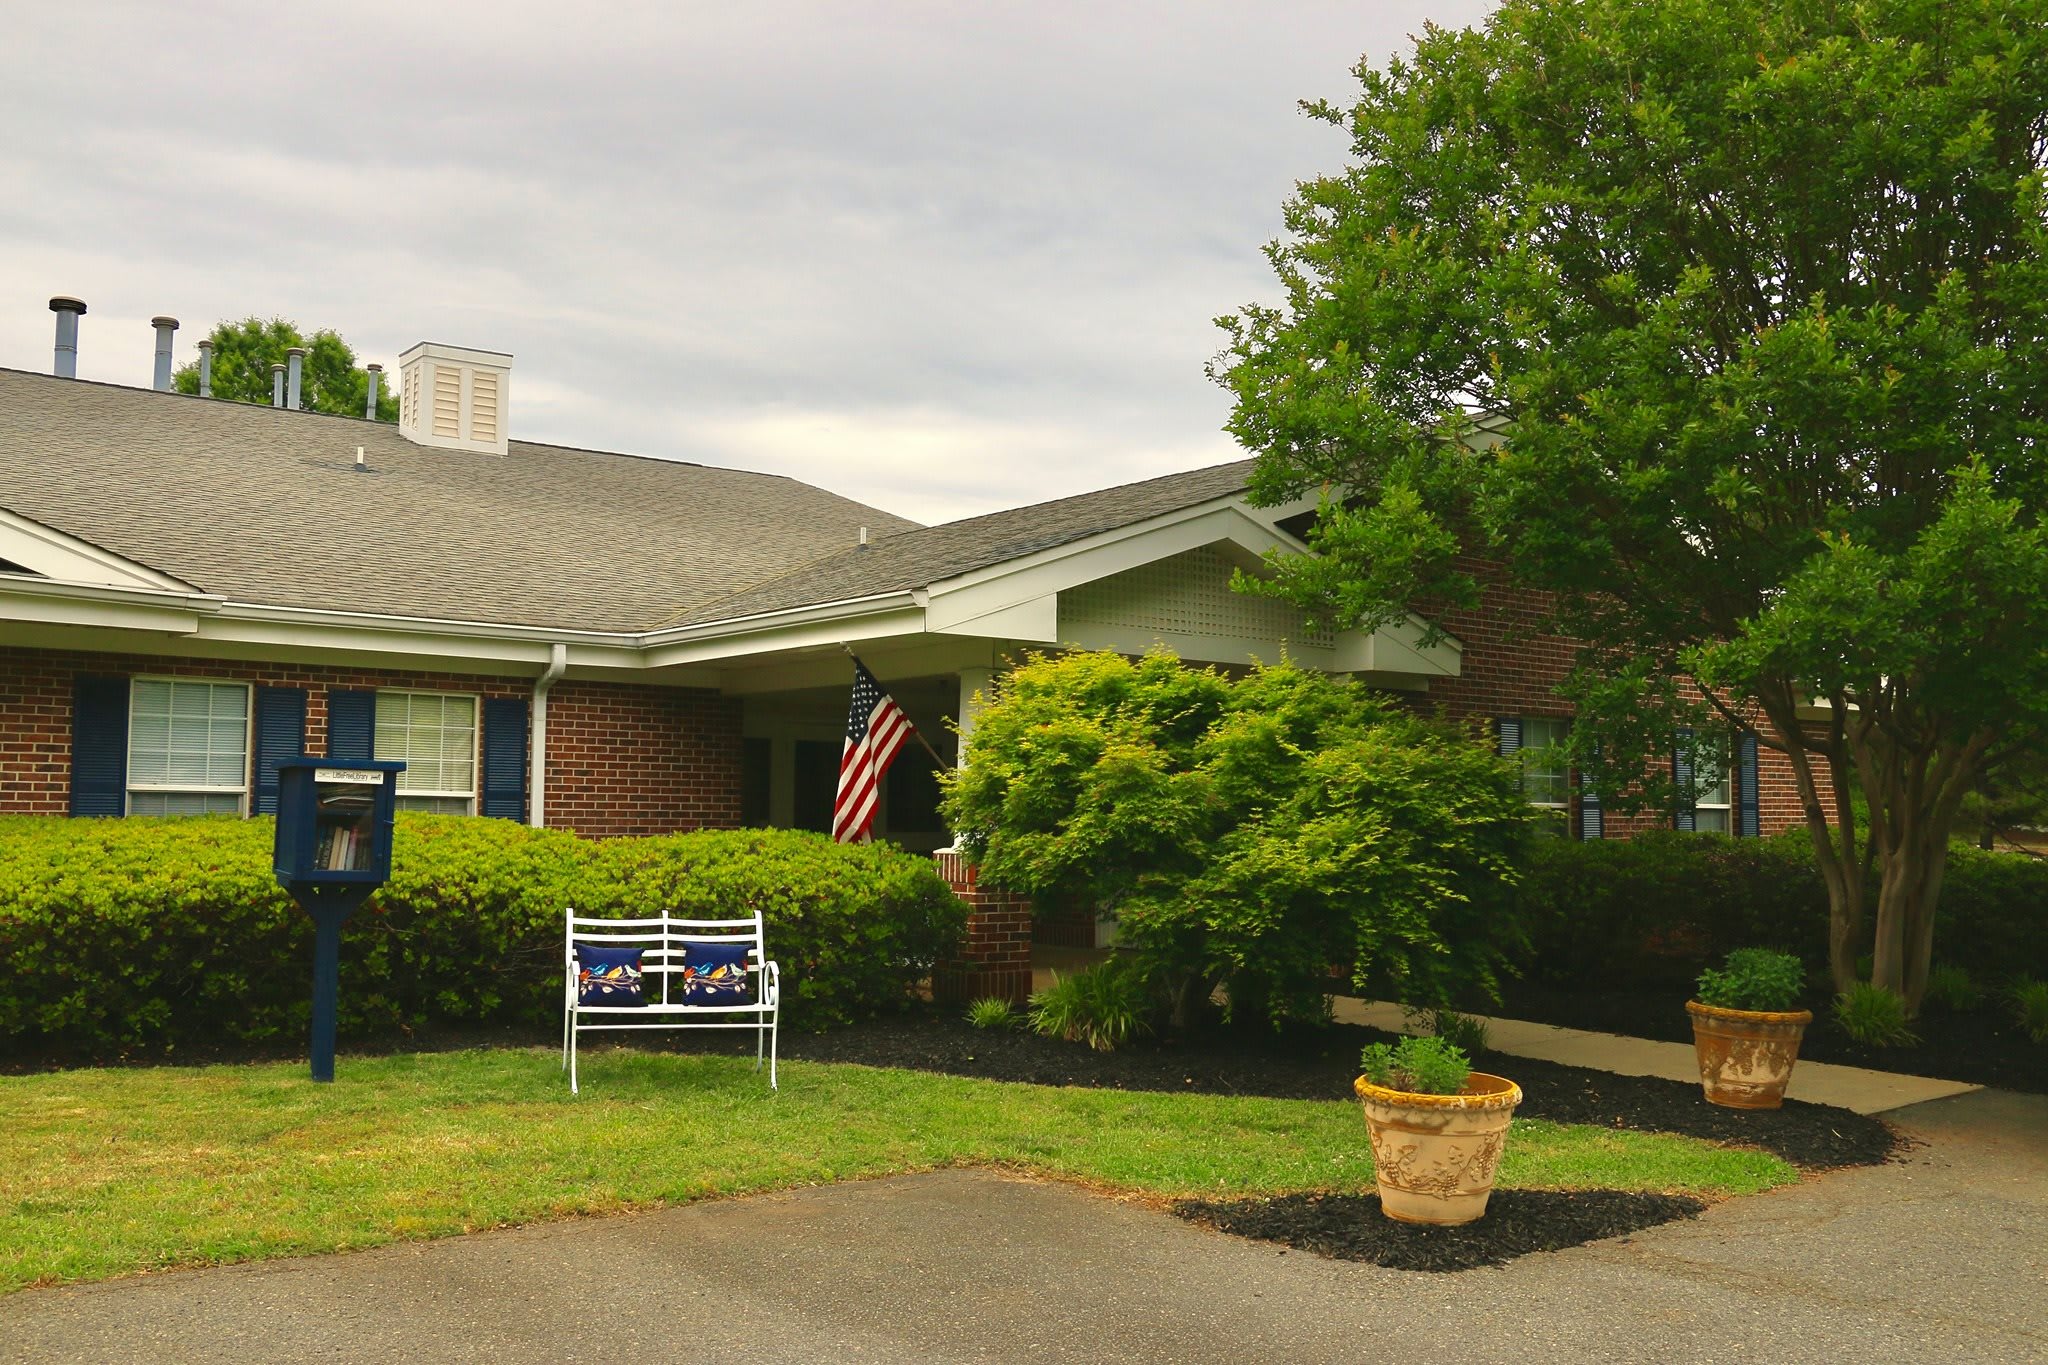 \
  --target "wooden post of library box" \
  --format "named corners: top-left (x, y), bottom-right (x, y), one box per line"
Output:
top-left (273, 758), bottom-right (405, 1082)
